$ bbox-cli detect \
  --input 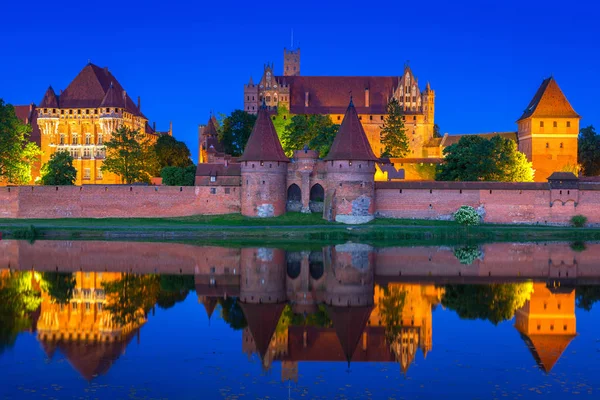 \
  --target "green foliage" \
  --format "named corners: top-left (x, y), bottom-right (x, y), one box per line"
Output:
top-left (433, 123), bottom-right (442, 139)
top-left (159, 275), bottom-right (195, 292)
top-left (102, 126), bottom-right (159, 184)
top-left (570, 241), bottom-right (587, 252)
top-left (412, 163), bottom-right (437, 180)
top-left (160, 165), bottom-right (196, 186)
top-left (219, 110), bottom-right (257, 157)
top-left (380, 99), bottom-right (409, 158)
top-left (153, 135), bottom-right (193, 173)
top-left (571, 215), bottom-right (588, 228)
top-left (379, 285), bottom-right (407, 340)
top-left (41, 272), bottom-right (76, 304)
top-left (436, 135), bottom-right (534, 182)
top-left (578, 125), bottom-right (600, 176)
top-left (40, 151), bottom-right (76, 185)
top-left (576, 286), bottom-right (600, 311)
top-left (441, 282), bottom-right (533, 325)
top-left (218, 297), bottom-right (247, 330)
top-left (277, 304), bottom-right (332, 334)
top-left (11, 225), bottom-right (38, 242)
top-left (453, 206), bottom-right (481, 226)
top-left (0, 100), bottom-right (42, 185)
top-left (101, 274), bottom-right (160, 326)
top-left (272, 106), bottom-right (291, 142)
top-left (281, 114), bottom-right (339, 158)
top-left (453, 245), bottom-right (482, 264)
top-left (0, 272), bottom-right (42, 354)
